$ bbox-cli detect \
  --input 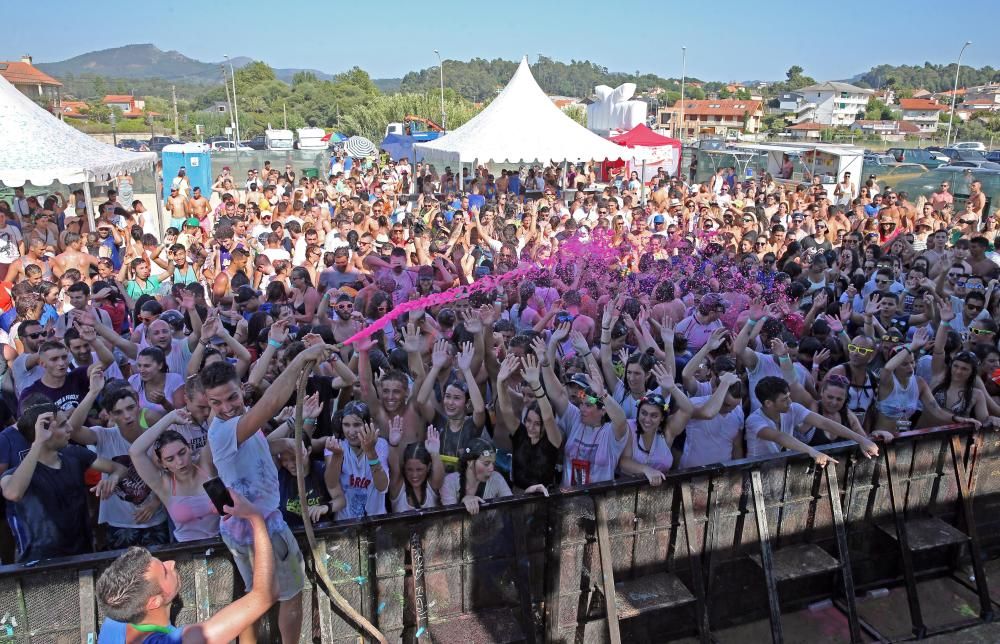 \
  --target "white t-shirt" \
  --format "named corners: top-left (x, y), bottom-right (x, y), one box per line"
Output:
top-left (441, 470), bottom-right (510, 506)
top-left (680, 395), bottom-right (745, 468)
top-left (209, 415), bottom-right (285, 545)
top-left (0, 225), bottom-right (23, 263)
top-left (557, 403), bottom-right (628, 487)
top-left (334, 438), bottom-right (389, 521)
top-left (92, 426), bottom-right (168, 529)
top-left (262, 248), bottom-right (291, 263)
top-left (745, 402), bottom-right (812, 458)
